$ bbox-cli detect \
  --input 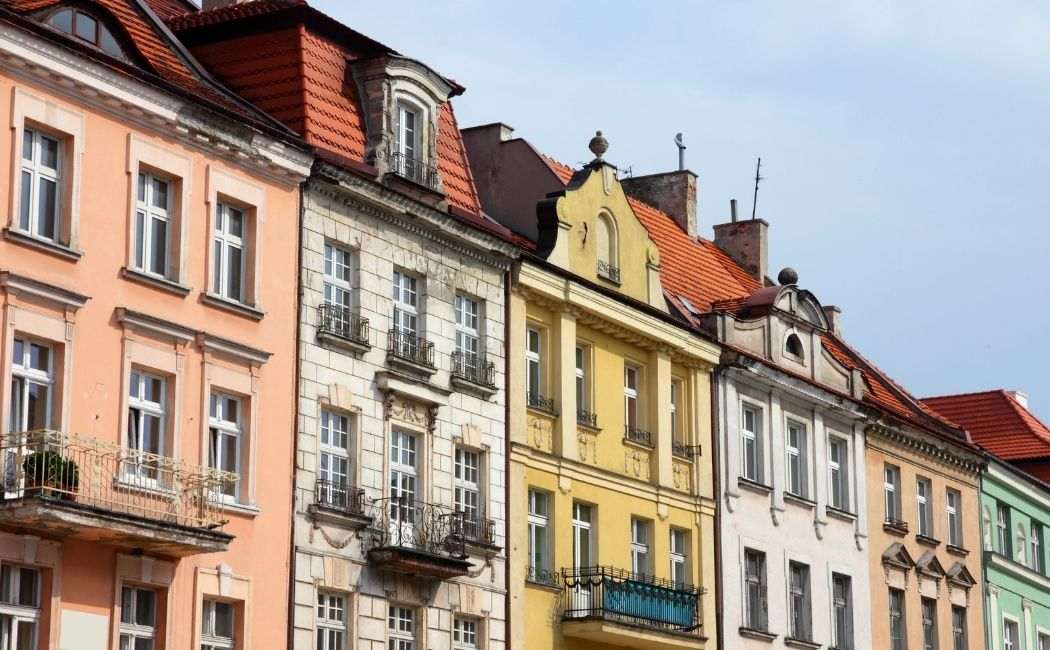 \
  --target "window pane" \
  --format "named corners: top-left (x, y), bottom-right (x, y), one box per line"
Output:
top-left (39, 136), bottom-right (59, 169)
top-left (151, 178), bottom-right (167, 210)
top-left (150, 217), bottom-right (167, 276)
top-left (136, 588), bottom-right (156, 626)
top-left (226, 245), bottom-right (242, 300)
top-left (26, 383), bottom-right (49, 430)
top-left (19, 170), bottom-right (31, 230)
top-left (74, 12), bottom-right (98, 43)
top-left (36, 177), bottom-right (57, 240)
top-left (212, 240), bottom-right (223, 294)
top-left (134, 211), bottom-right (146, 268)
